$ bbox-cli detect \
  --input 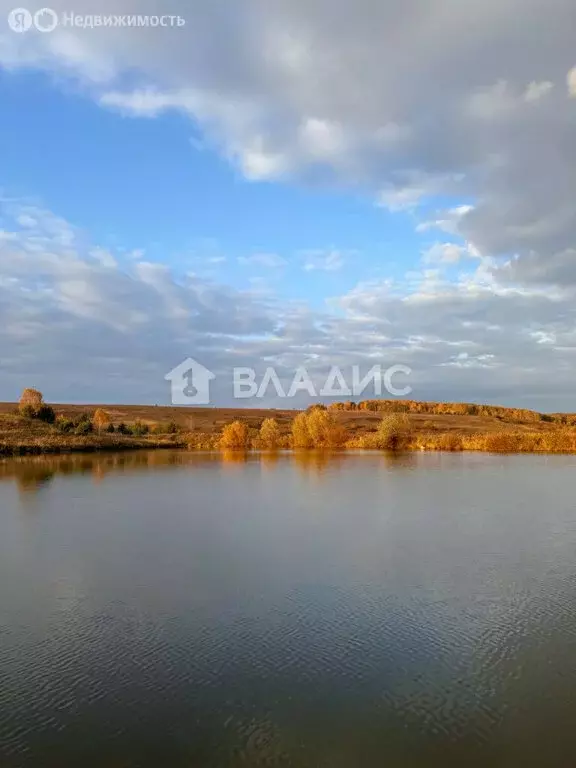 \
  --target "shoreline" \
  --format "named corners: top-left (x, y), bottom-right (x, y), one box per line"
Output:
top-left (4, 438), bottom-right (576, 458)
top-left (0, 437), bottom-right (185, 457)
top-left (4, 398), bottom-right (576, 457)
